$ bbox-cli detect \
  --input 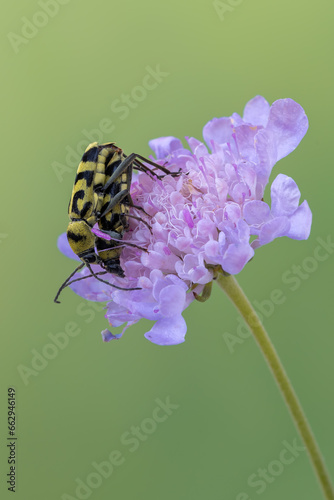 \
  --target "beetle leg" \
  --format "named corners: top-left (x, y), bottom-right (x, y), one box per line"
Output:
top-left (102, 154), bottom-right (137, 192)
top-left (85, 263), bottom-right (141, 291)
top-left (100, 189), bottom-right (129, 217)
top-left (120, 213), bottom-right (152, 233)
top-left (126, 193), bottom-right (151, 217)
